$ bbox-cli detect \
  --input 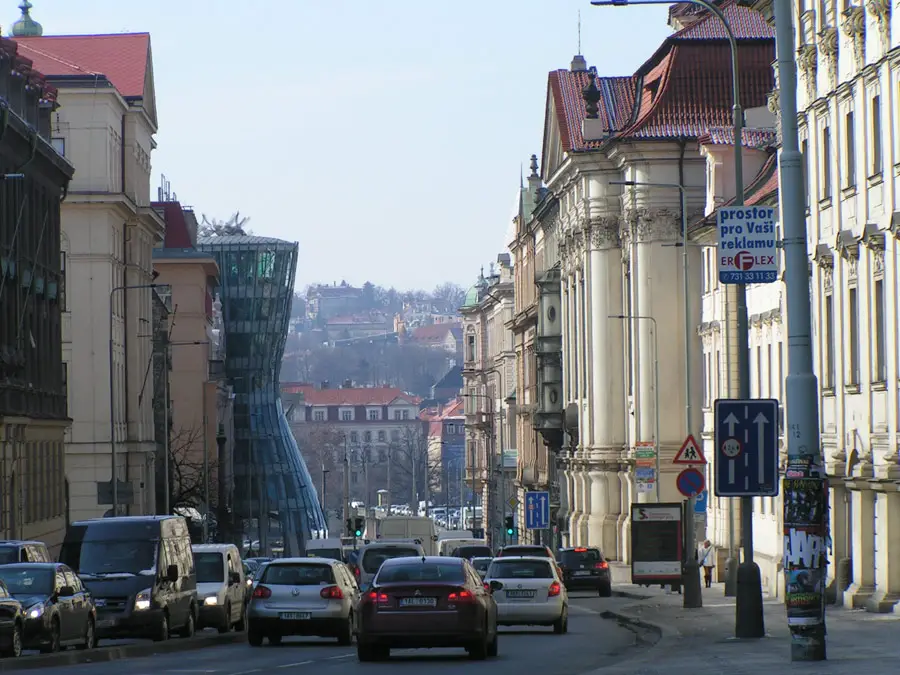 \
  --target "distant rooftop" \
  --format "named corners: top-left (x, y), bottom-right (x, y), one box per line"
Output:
top-left (197, 235), bottom-right (296, 247)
